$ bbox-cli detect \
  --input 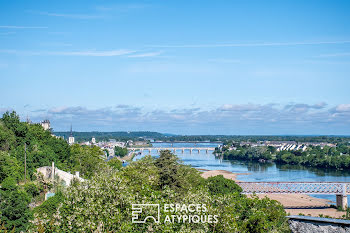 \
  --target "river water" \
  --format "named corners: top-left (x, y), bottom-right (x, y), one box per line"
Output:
top-left (133, 142), bottom-right (350, 205)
